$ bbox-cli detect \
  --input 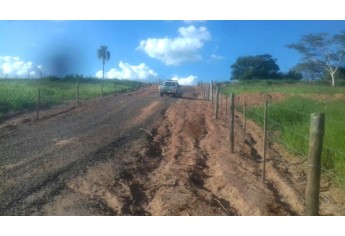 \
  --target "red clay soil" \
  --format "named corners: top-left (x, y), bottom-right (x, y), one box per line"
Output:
top-left (1, 86), bottom-right (344, 215)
